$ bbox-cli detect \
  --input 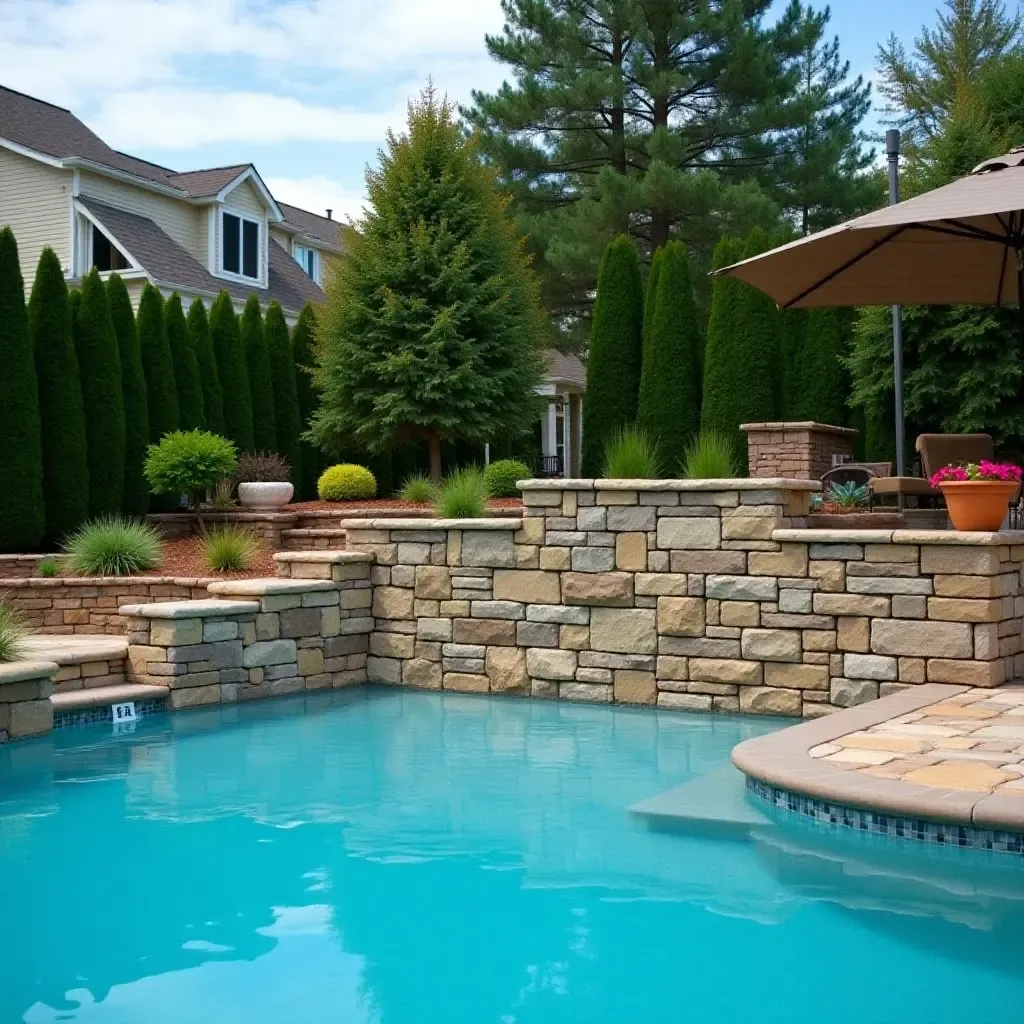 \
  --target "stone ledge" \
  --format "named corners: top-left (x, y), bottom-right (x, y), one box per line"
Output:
top-left (773, 529), bottom-right (895, 543)
top-left (20, 635), bottom-right (127, 665)
top-left (273, 550), bottom-right (373, 564)
top-left (1, 576), bottom-right (219, 588)
top-left (120, 598), bottom-right (261, 618)
top-left (774, 528), bottom-right (1024, 546)
top-left (207, 578), bottom-right (339, 596)
top-left (0, 660), bottom-right (57, 684)
top-left (51, 682), bottom-right (168, 710)
top-left (519, 478), bottom-right (821, 492)
top-left (340, 518), bottom-right (523, 530)
top-left (740, 421), bottom-right (859, 437)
